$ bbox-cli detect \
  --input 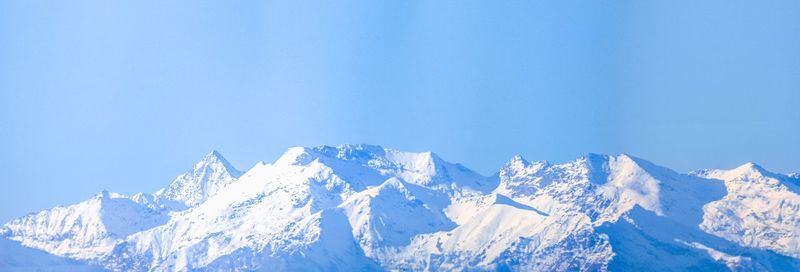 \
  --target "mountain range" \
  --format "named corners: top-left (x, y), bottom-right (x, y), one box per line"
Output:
top-left (2, 144), bottom-right (799, 271)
